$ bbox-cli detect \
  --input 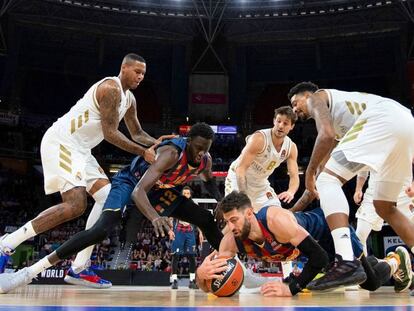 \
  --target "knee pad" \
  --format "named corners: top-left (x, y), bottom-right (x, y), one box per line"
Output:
top-left (316, 172), bottom-right (349, 217)
top-left (92, 183), bottom-right (111, 205)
